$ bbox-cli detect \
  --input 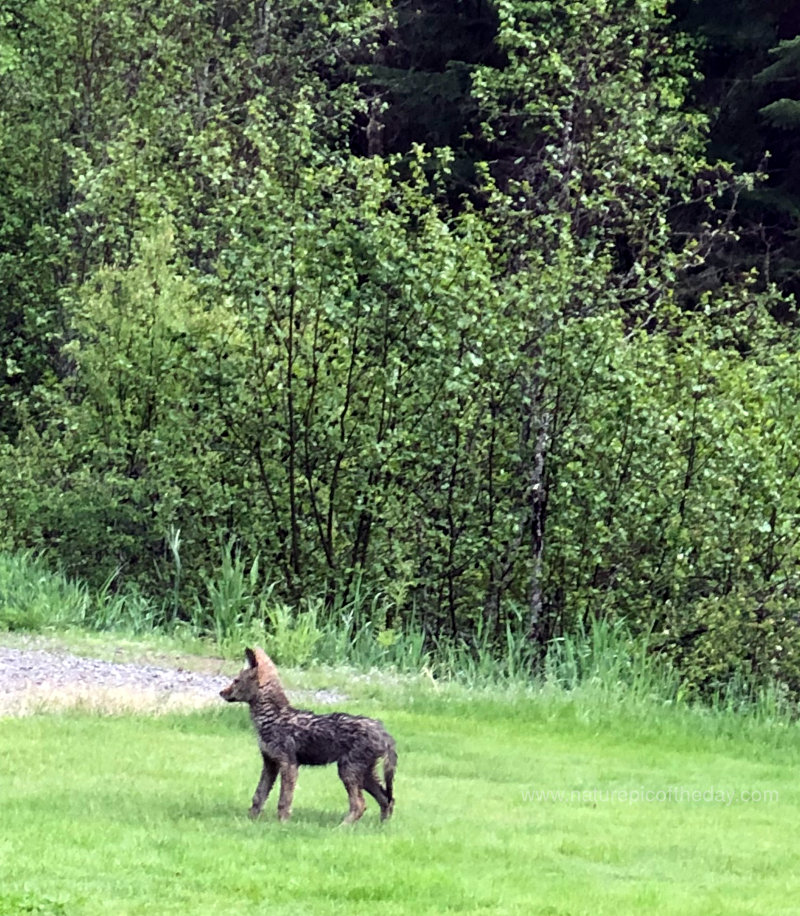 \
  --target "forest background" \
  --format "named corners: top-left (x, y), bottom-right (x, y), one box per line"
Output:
top-left (2, 0), bottom-right (800, 700)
